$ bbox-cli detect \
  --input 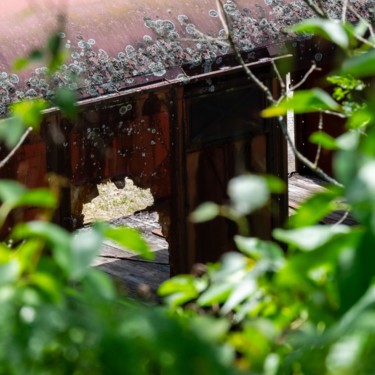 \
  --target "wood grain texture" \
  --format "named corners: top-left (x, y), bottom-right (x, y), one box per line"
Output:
top-left (288, 173), bottom-right (356, 226)
top-left (91, 211), bottom-right (170, 296)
